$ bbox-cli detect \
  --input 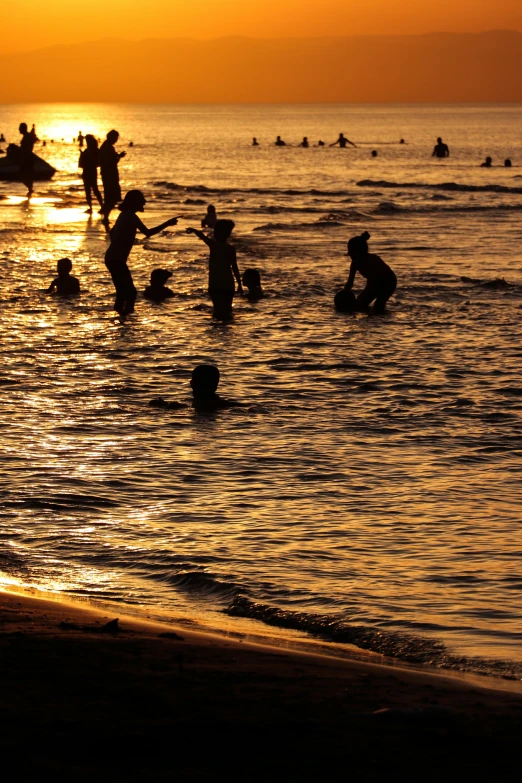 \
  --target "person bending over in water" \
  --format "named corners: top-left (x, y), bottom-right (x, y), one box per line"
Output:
top-left (432, 137), bottom-right (449, 158)
top-left (149, 364), bottom-right (242, 412)
top-left (344, 231), bottom-right (396, 315)
top-left (79, 135), bottom-right (103, 214)
top-left (105, 189), bottom-right (178, 316)
top-left (144, 268), bottom-right (175, 303)
top-left (186, 219), bottom-right (243, 319)
top-left (201, 204), bottom-right (217, 229)
top-left (330, 133), bottom-right (356, 149)
top-left (47, 258), bottom-right (80, 296)
top-left (242, 268), bottom-right (263, 301)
